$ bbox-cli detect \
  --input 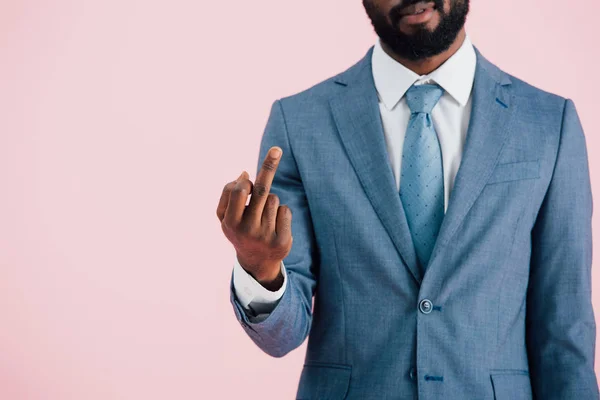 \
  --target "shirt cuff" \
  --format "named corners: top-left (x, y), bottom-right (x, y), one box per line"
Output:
top-left (232, 257), bottom-right (287, 316)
